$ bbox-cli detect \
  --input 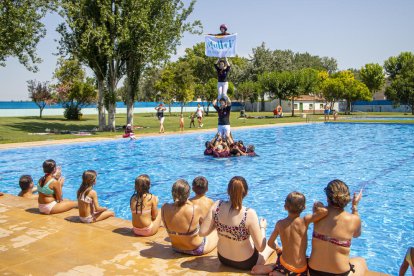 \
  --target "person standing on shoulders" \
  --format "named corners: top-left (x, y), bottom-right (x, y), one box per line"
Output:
top-left (213, 97), bottom-right (231, 139)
